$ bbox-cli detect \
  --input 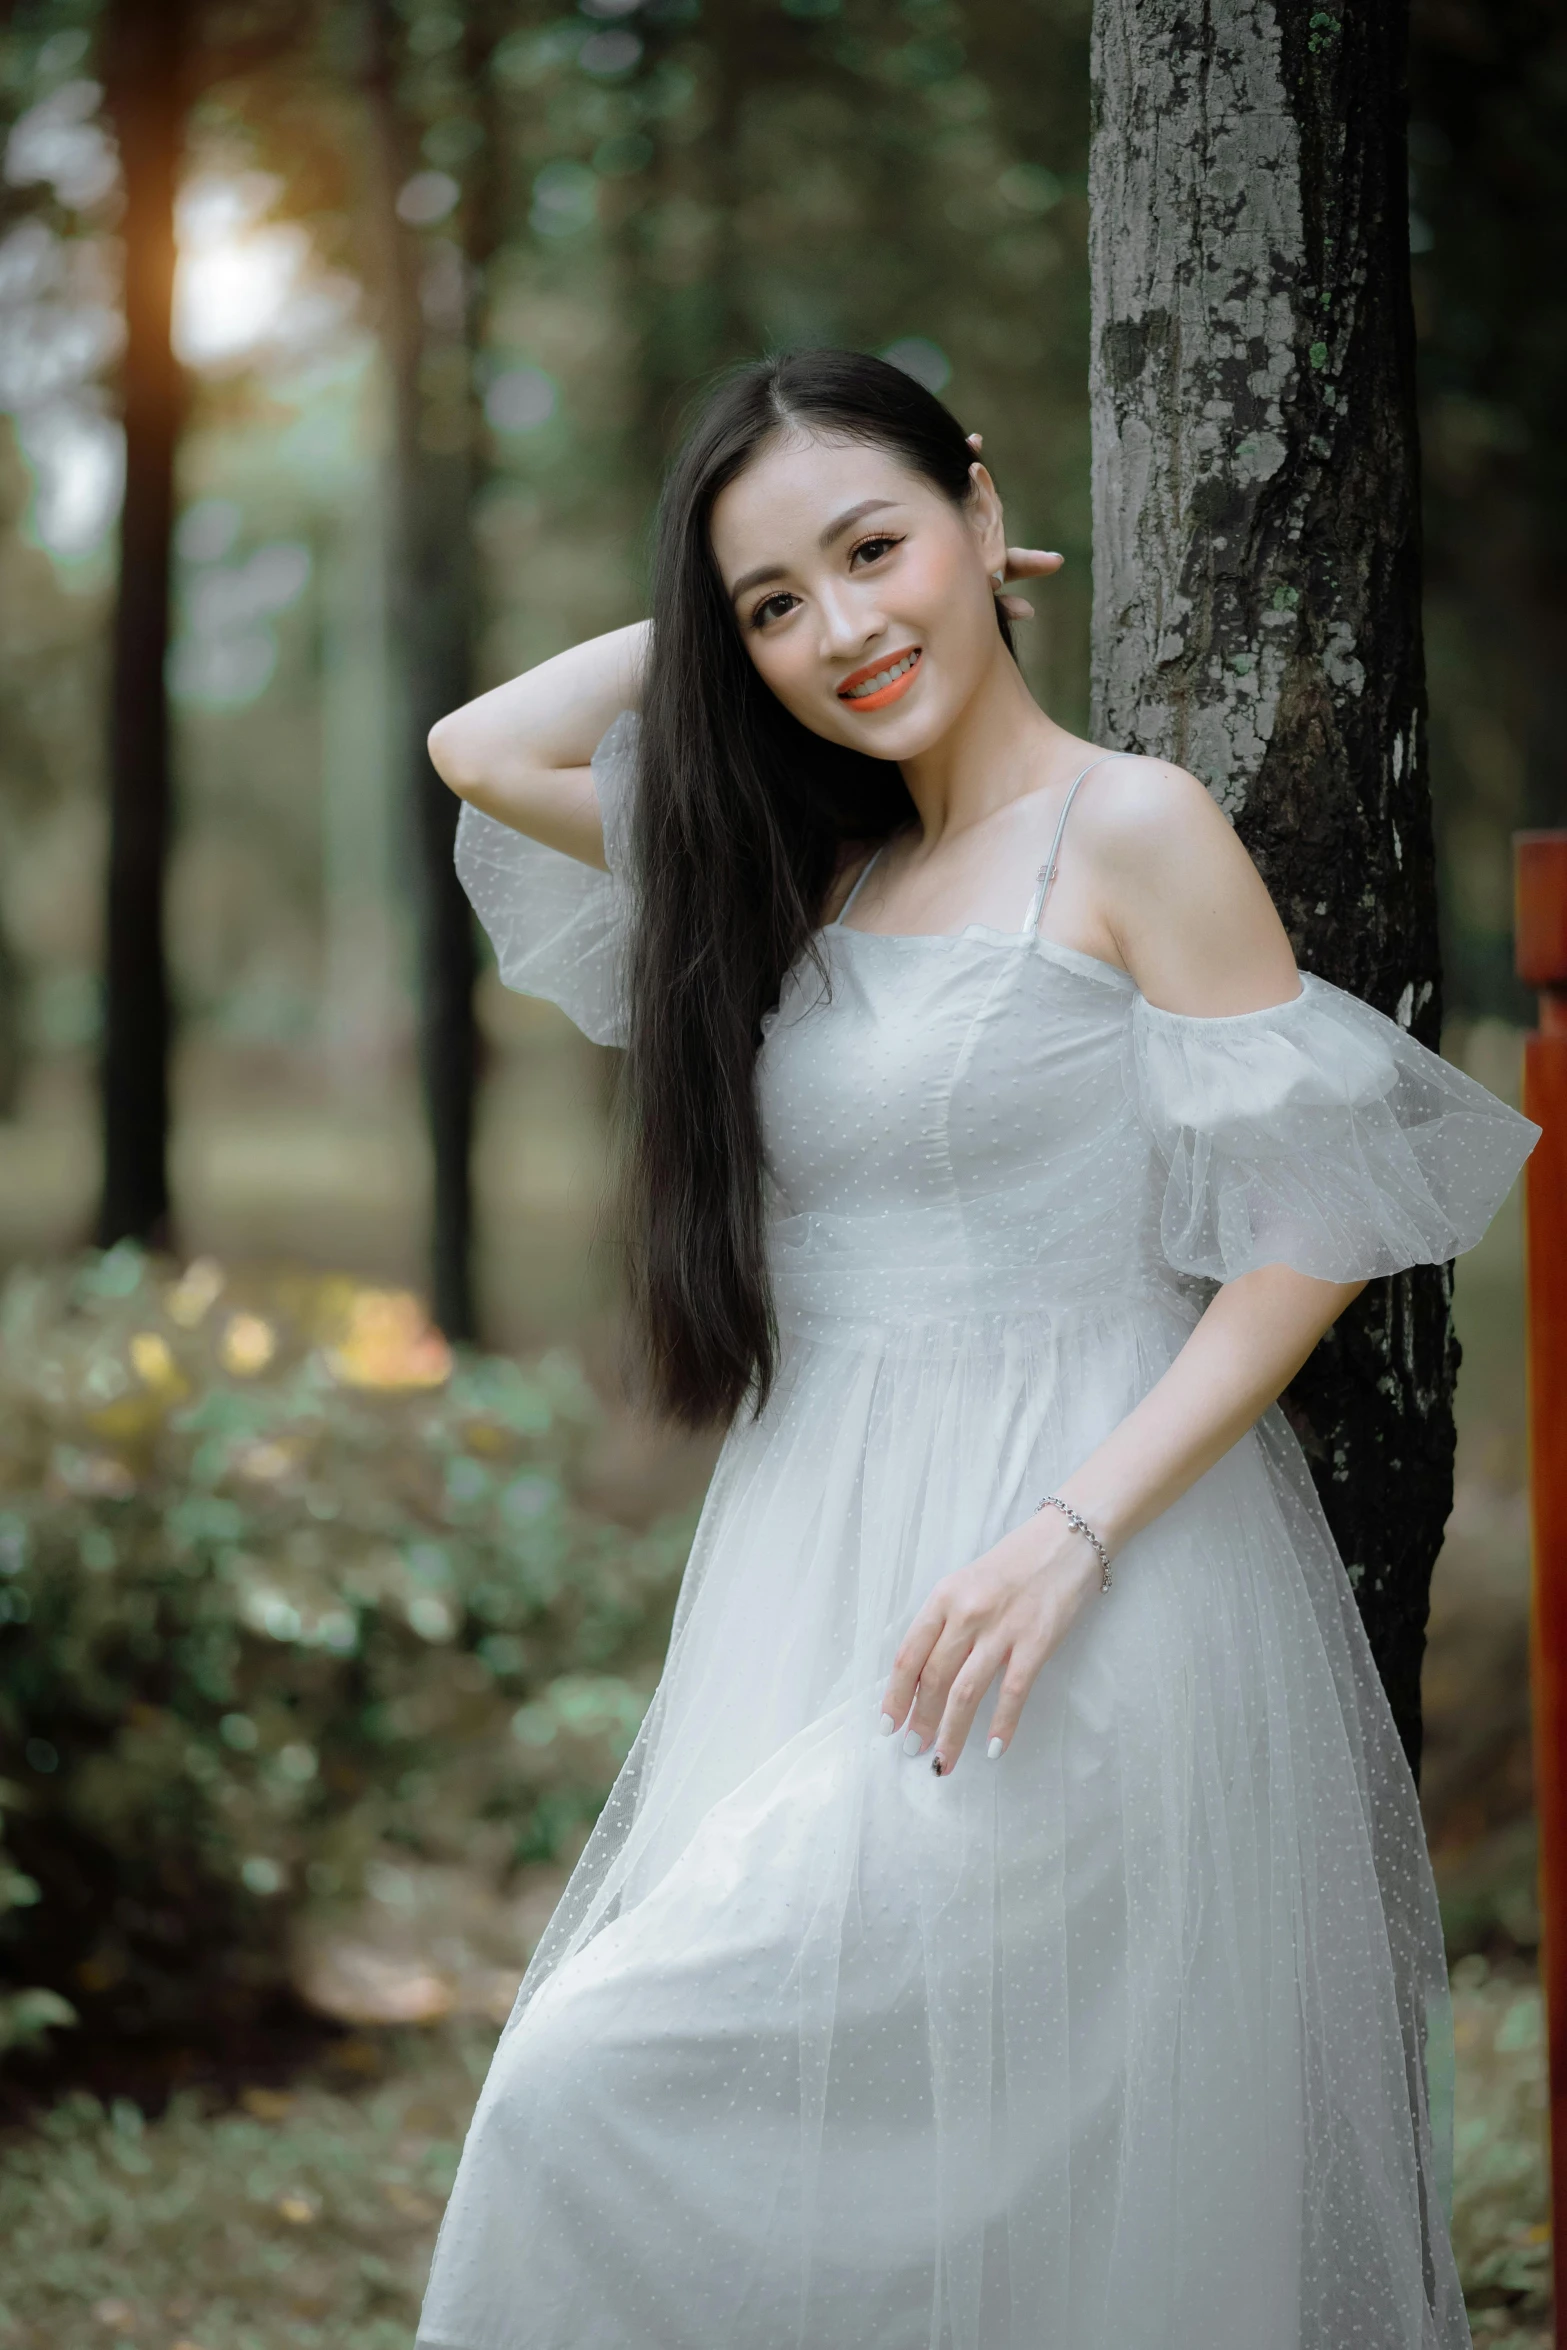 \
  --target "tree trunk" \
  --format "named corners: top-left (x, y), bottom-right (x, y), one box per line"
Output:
top-left (97, 0), bottom-right (190, 1249)
top-left (1088, 0), bottom-right (1451, 1776)
top-left (363, 0), bottom-right (481, 1343)
top-left (0, 915), bottom-right (21, 1118)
